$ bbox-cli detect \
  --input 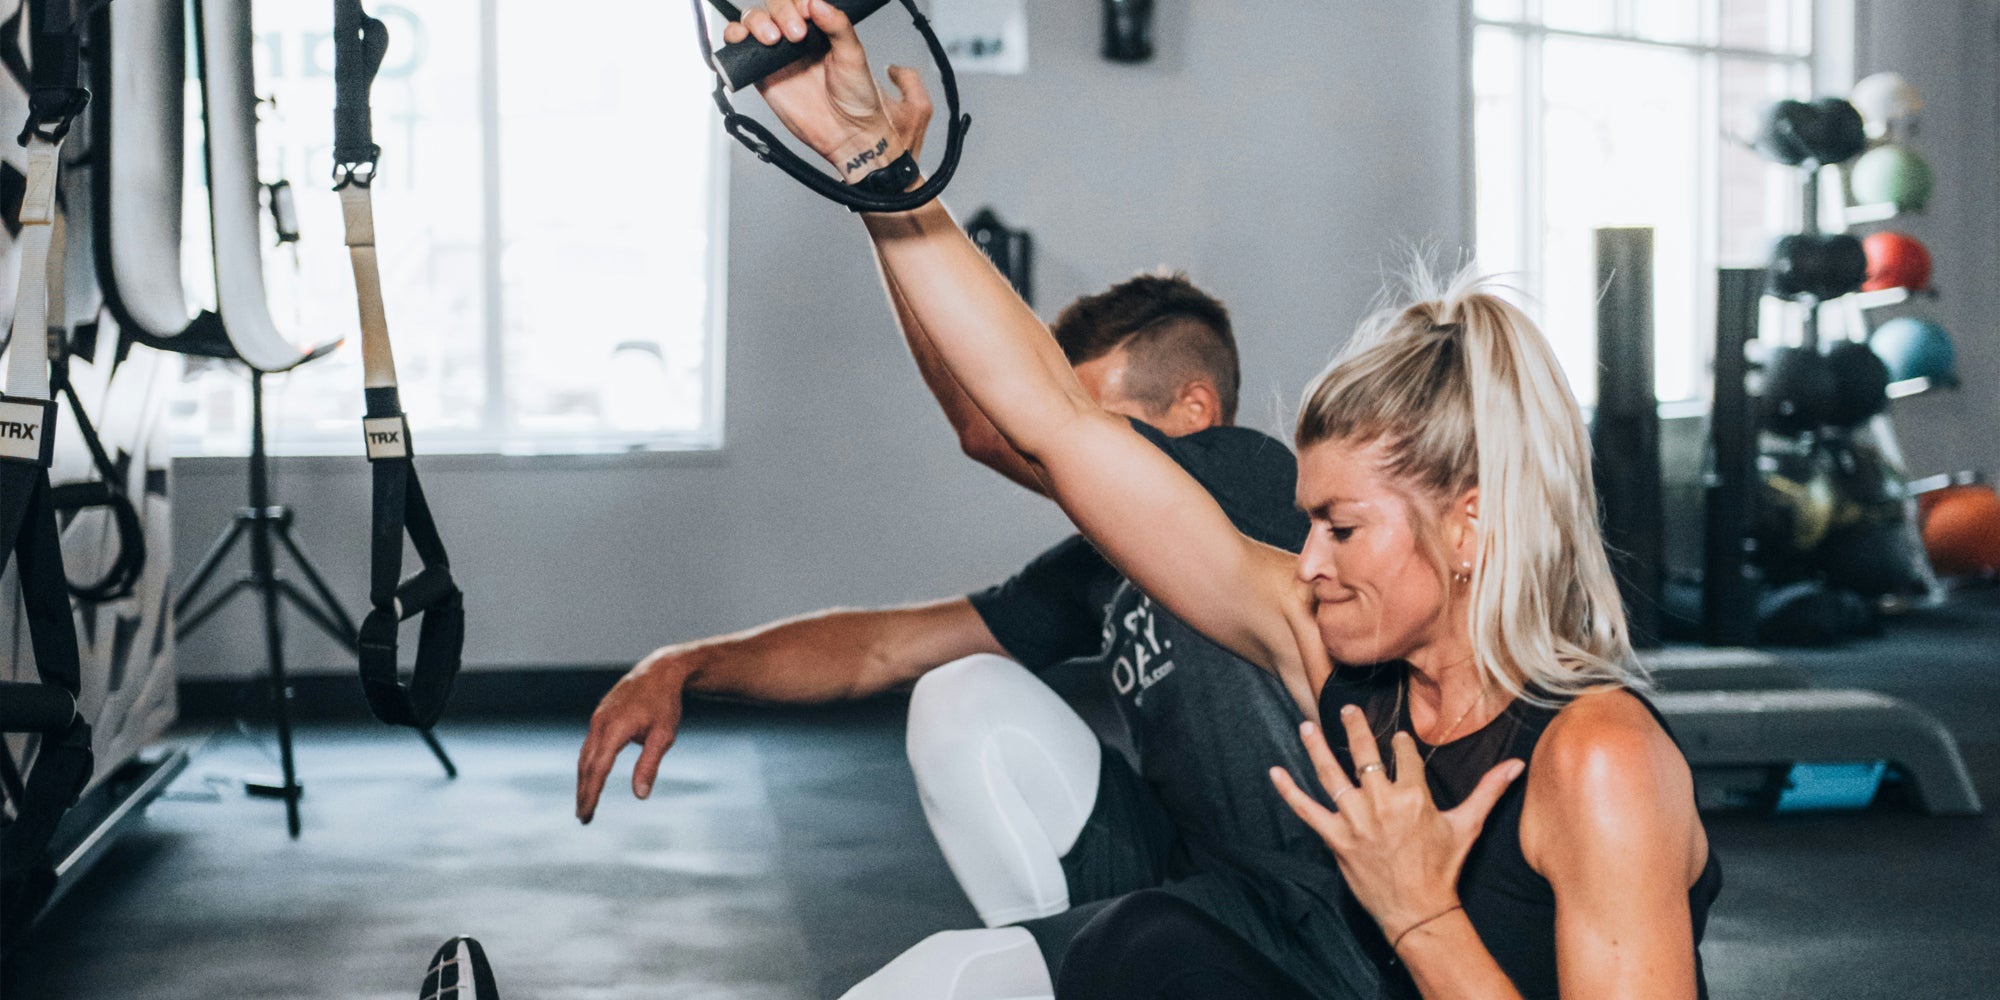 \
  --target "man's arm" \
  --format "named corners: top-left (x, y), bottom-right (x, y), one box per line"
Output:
top-left (884, 267), bottom-right (1048, 494)
top-left (873, 69), bottom-right (1047, 494)
top-left (576, 597), bottom-right (1004, 822)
